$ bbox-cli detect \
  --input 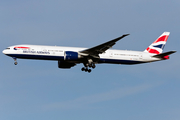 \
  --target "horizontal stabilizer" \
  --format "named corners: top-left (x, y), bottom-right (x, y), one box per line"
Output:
top-left (153, 51), bottom-right (176, 58)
